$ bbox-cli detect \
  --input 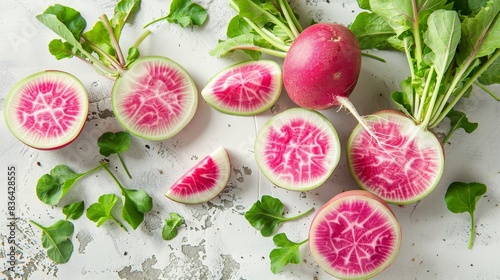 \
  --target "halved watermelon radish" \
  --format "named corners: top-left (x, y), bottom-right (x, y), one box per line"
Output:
top-left (309, 190), bottom-right (402, 279)
top-left (201, 60), bottom-right (282, 115)
top-left (254, 108), bottom-right (341, 191)
top-left (4, 71), bottom-right (88, 150)
top-left (165, 146), bottom-right (231, 204)
top-left (112, 56), bottom-right (198, 140)
top-left (347, 110), bottom-right (444, 204)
